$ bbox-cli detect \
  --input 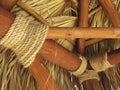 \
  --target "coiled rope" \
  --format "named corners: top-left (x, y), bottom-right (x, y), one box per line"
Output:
top-left (0, 15), bottom-right (48, 67)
